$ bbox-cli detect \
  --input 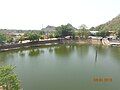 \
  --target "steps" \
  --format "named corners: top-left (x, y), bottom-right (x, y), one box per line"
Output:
top-left (102, 38), bottom-right (110, 46)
